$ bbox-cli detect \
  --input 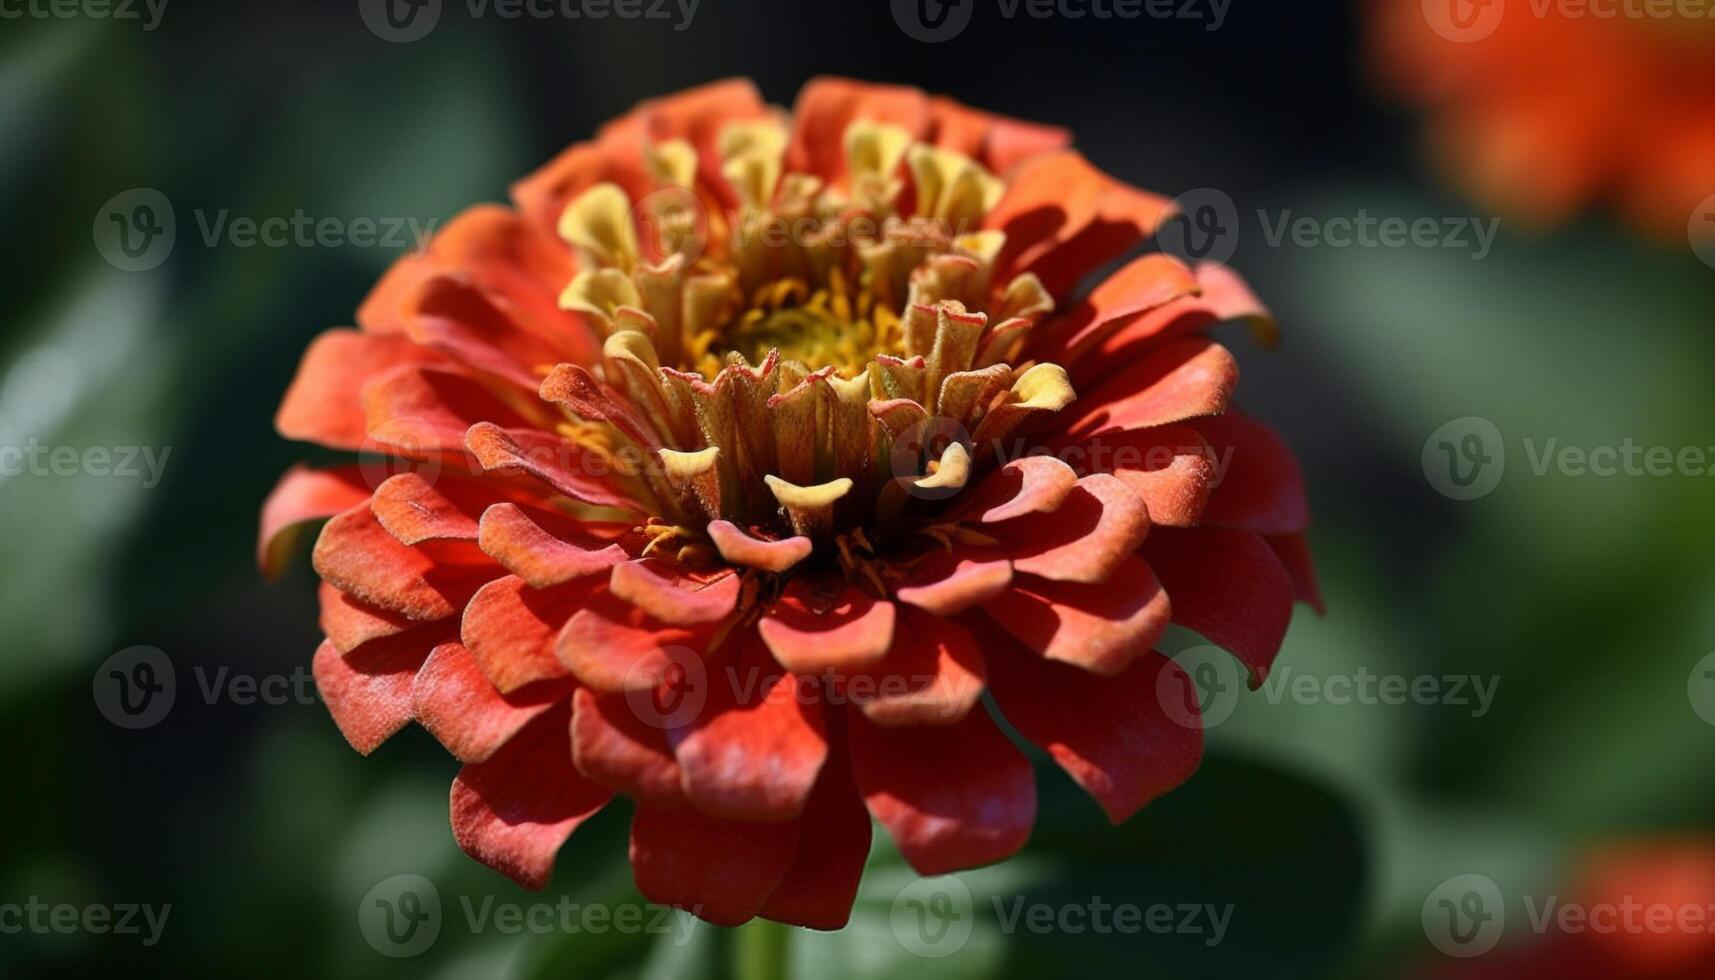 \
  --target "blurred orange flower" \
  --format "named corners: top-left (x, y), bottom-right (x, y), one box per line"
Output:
top-left (1372, 1), bottom-right (1715, 239)
top-left (1421, 839), bottom-right (1715, 978)
top-left (260, 77), bottom-right (1318, 928)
